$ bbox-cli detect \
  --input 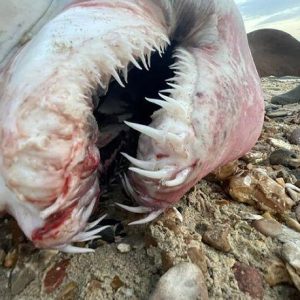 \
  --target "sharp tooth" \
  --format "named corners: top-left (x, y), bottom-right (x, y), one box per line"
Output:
top-left (129, 55), bottom-right (142, 70)
top-left (116, 203), bottom-right (153, 213)
top-left (121, 152), bottom-right (155, 170)
top-left (158, 88), bottom-right (173, 94)
top-left (56, 244), bottom-right (95, 253)
top-left (85, 214), bottom-right (107, 231)
top-left (164, 167), bottom-right (191, 187)
top-left (122, 65), bottom-right (128, 83)
top-left (167, 82), bottom-right (181, 89)
top-left (145, 97), bottom-right (175, 113)
top-left (111, 69), bottom-right (125, 87)
top-left (129, 209), bottom-right (164, 225)
top-left (158, 93), bottom-right (188, 115)
top-left (140, 55), bottom-right (149, 70)
top-left (124, 121), bottom-right (163, 141)
top-left (129, 167), bottom-right (170, 179)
